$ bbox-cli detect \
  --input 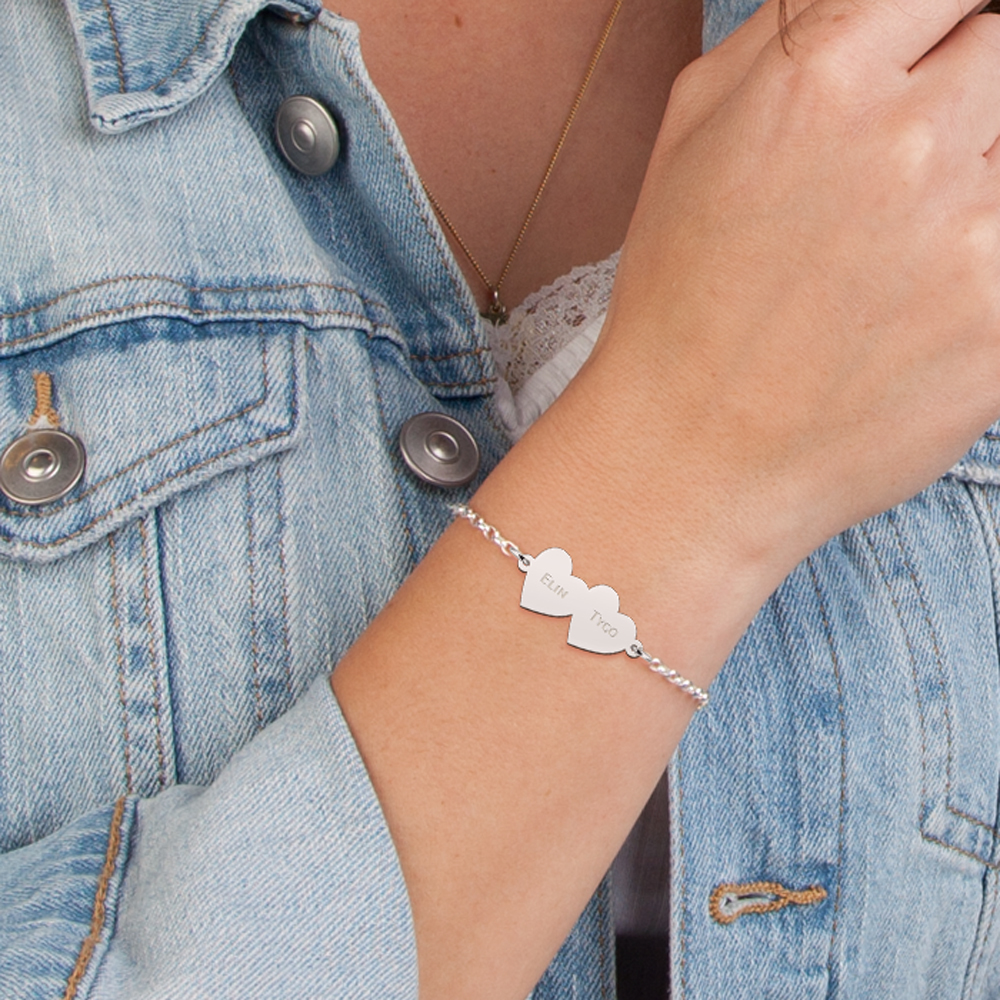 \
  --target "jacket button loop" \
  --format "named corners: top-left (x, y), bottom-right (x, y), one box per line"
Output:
top-left (399, 413), bottom-right (481, 488)
top-left (275, 96), bottom-right (341, 176)
top-left (0, 429), bottom-right (86, 505)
